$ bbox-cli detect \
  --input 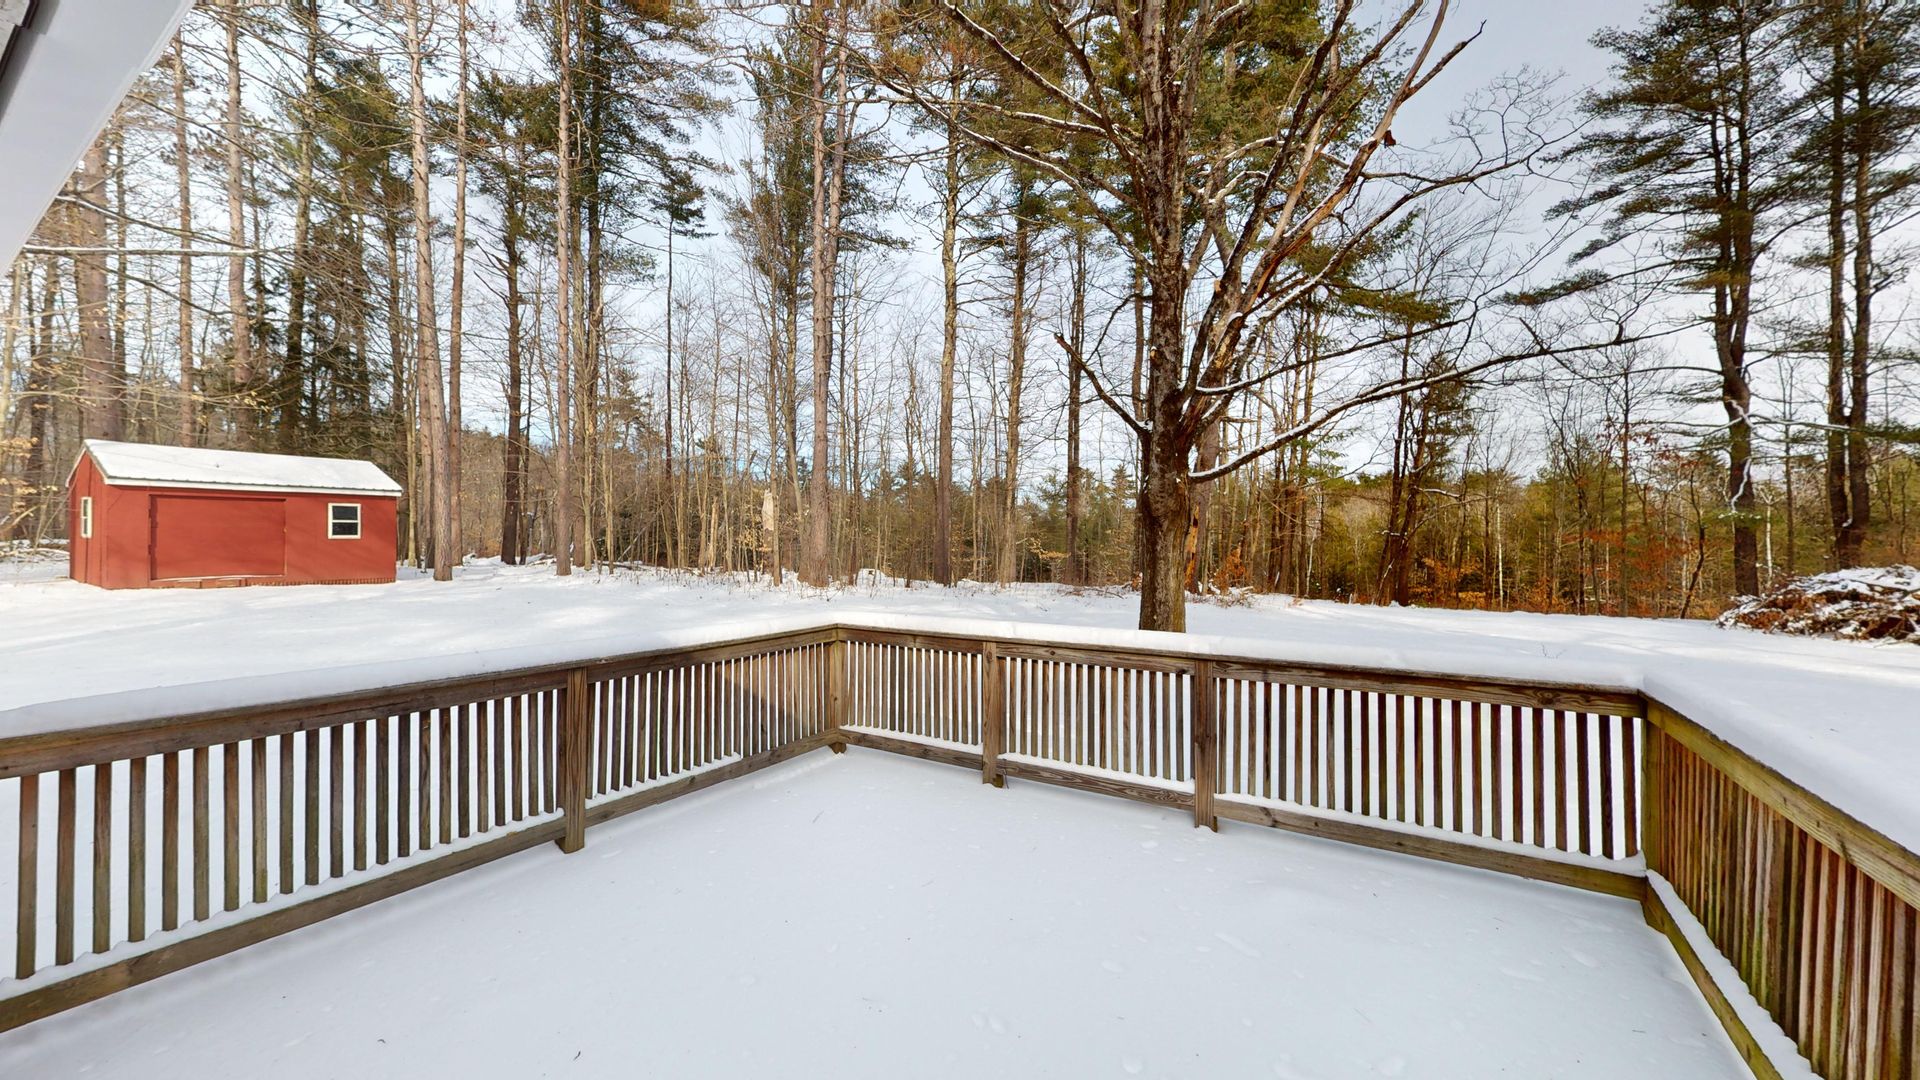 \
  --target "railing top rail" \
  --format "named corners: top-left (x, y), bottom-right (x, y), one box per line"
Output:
top-left (6, 611), bottom-right (1916, 910)
top-left (0, 617), bottom-right (1644, 778)
top-left (842, 623), bottom-right (1644, 714)
top-left (0, 622), bottom-right (836, 778)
